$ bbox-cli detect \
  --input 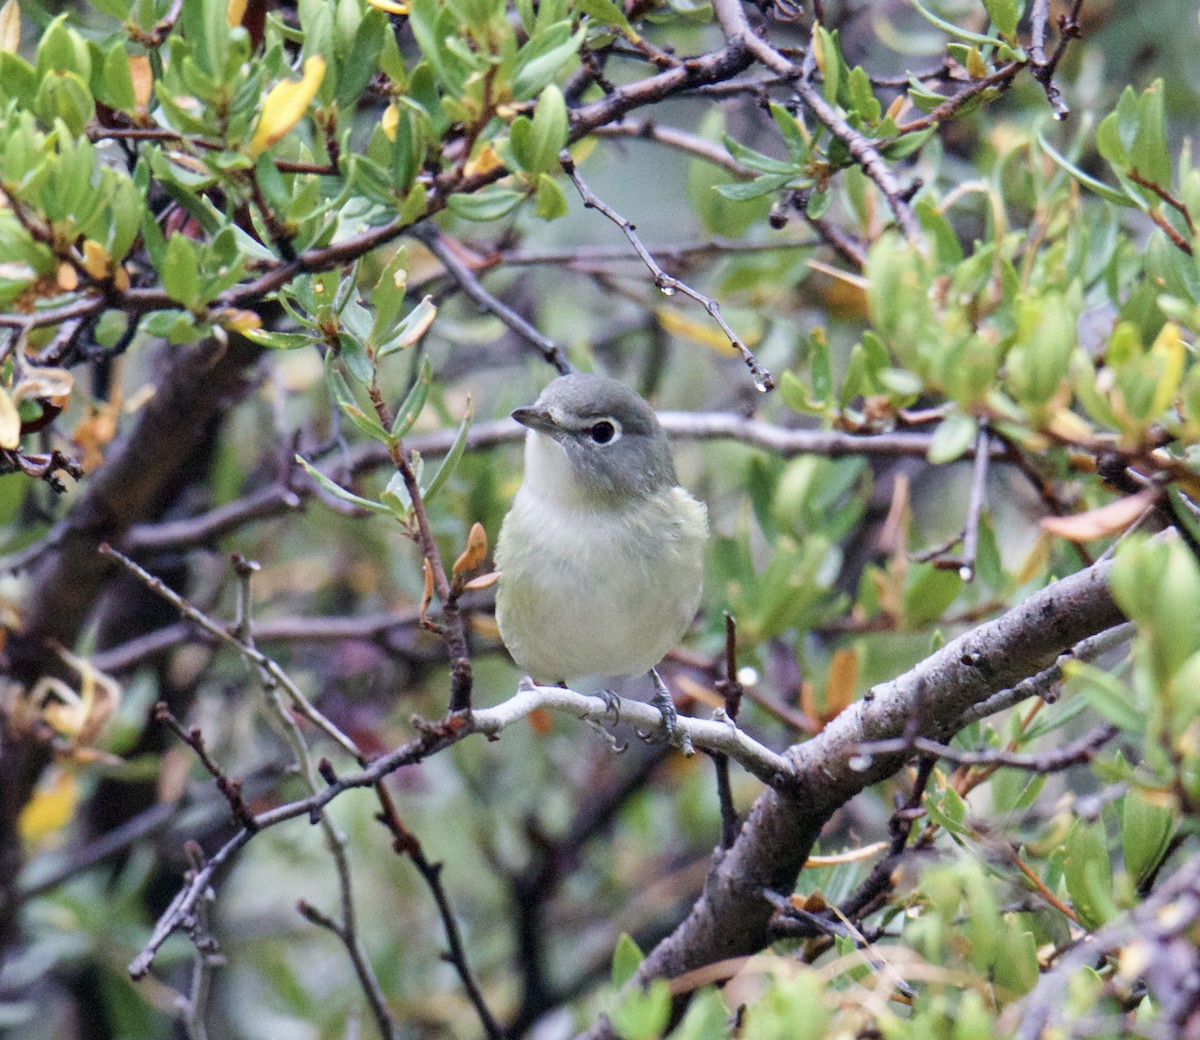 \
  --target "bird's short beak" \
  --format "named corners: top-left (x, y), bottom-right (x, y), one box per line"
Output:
top-left (511, 404), bottom-right (559, 436)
